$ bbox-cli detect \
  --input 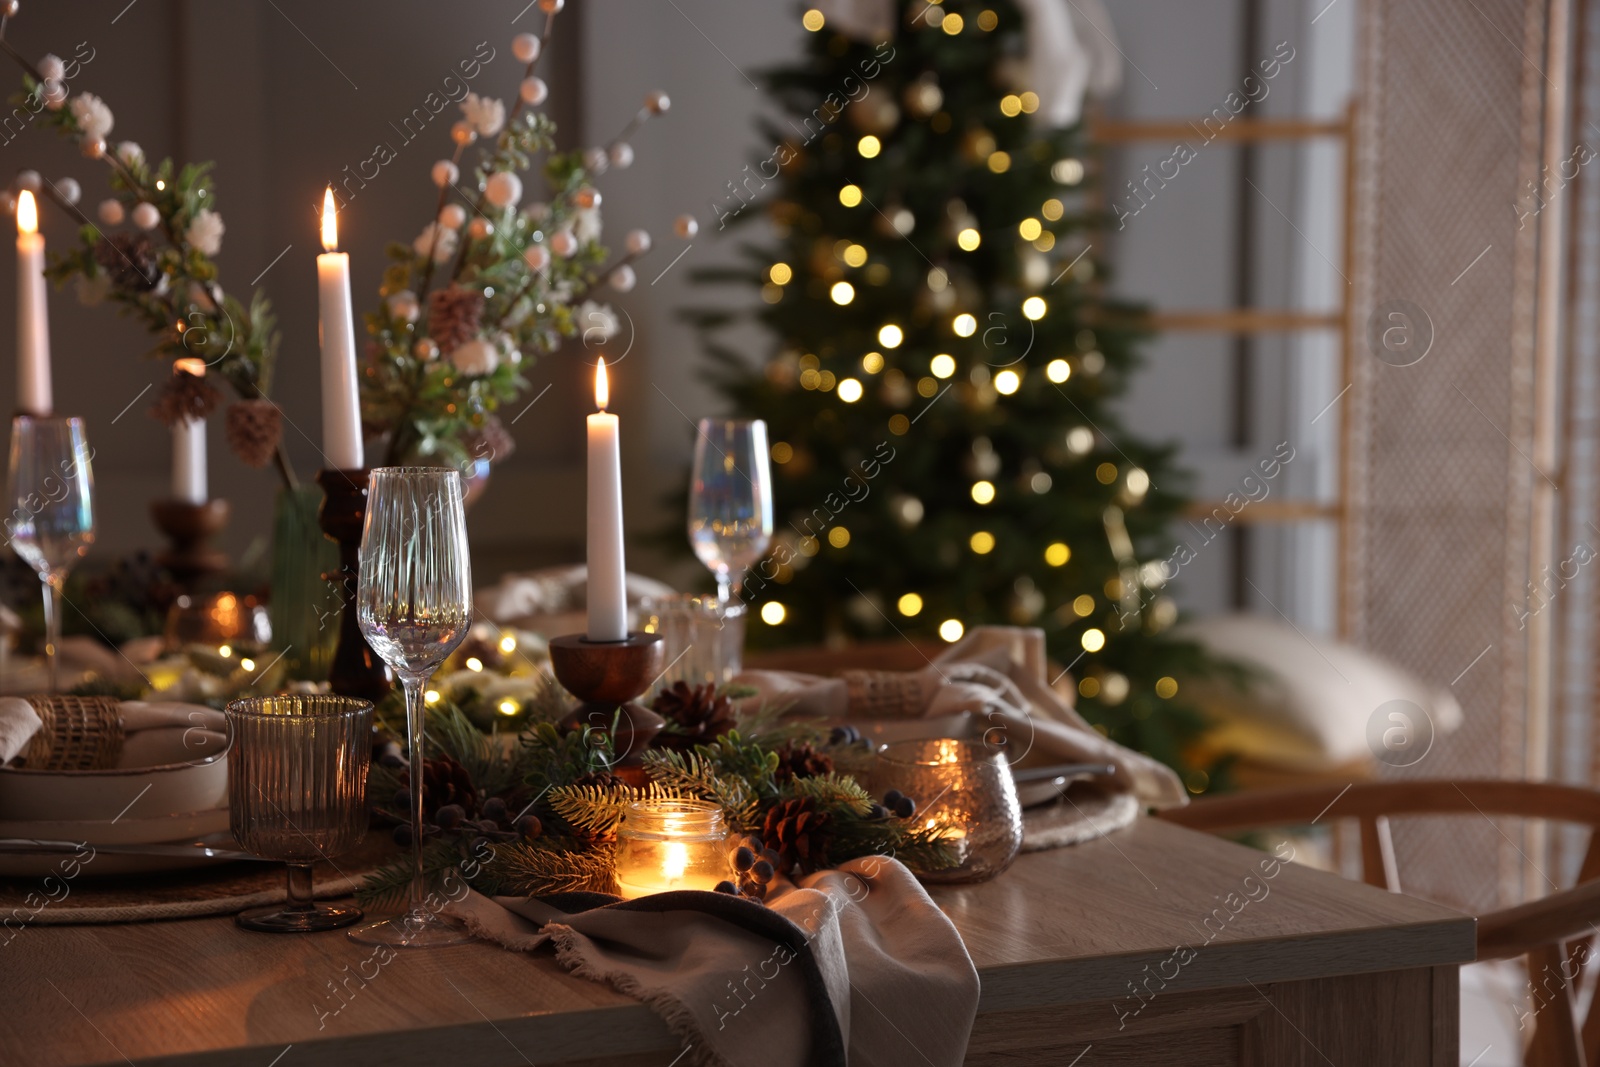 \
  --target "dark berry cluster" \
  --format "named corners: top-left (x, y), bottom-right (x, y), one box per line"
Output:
top-left (712, 834), bottom-right (782, 903)
top-left (390, 791), bottom-right (543, 848)
top-left (872, 790), bottom-right (916, 821)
